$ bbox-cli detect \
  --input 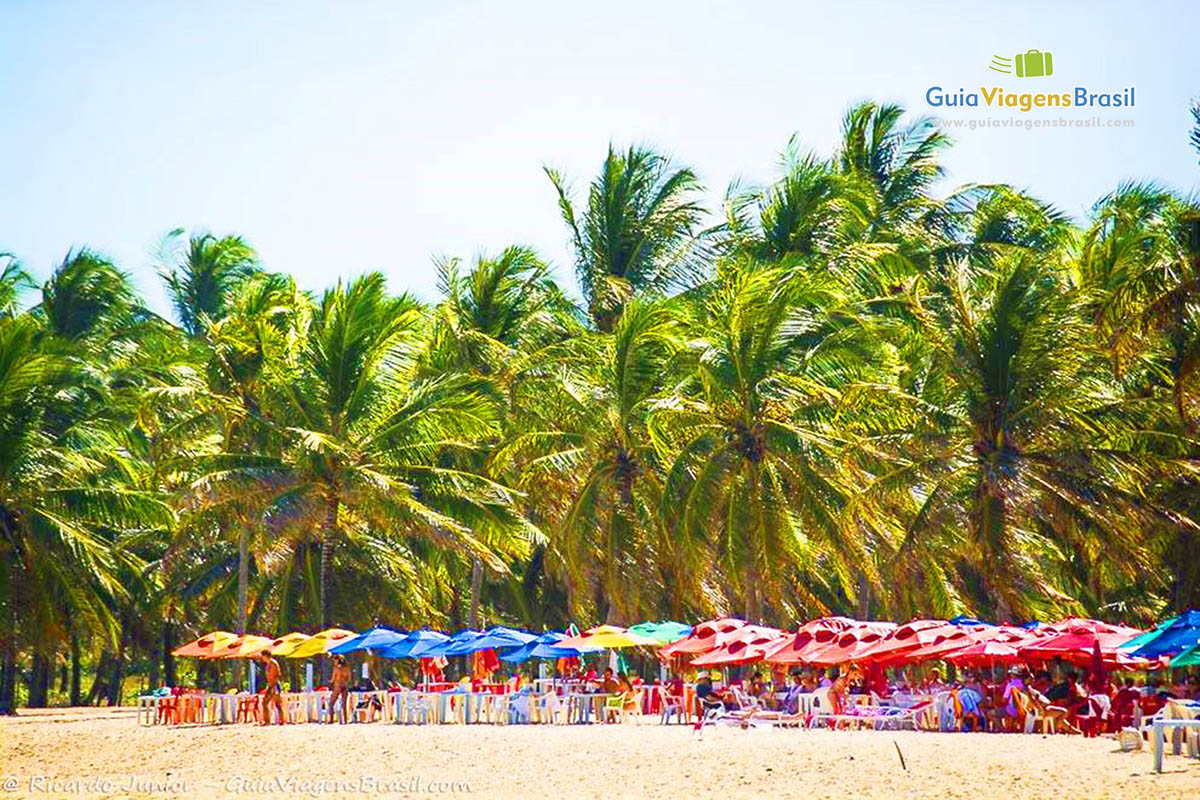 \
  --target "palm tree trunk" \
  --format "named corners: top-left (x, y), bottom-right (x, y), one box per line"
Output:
top-left (856, 572), bottom-right (871, 619)
top-left (237, 527), bottom-right (249, 634)
top-left (106, 626), bottom-right (129, 706)
top-left (319, 496), bottom-right (337, 684)
top-left (975, 487), bottom-right (1012, 621)
top-left (69, 632), bottom-right (81, 705)
top-left (85, 652), bottom-right (111, 705)
top-left (321, 497), bottom-right (336, 630)
top-left (236, 525), bottom-right (249, 687)
top-left (1, 553), bottom-right (16, 714)
top-left (28, 652), bottom-right (50, 707)
top-left (468, 556), bottom-right (483, 629)
top-left (743, 559), bottom-right (761, 622)
top-left (162, 622), bottom-right (176, 688)
top-left (0, 656), bottom-right (15, 715)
